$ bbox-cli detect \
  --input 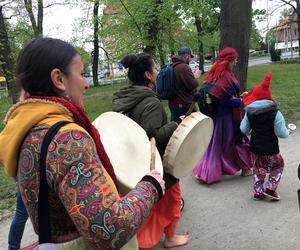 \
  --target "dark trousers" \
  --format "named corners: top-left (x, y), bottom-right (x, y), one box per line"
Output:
top-left (169, 106), bottom-right (195, 124)
top-left (8, 189), bottom-right (28, 250)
